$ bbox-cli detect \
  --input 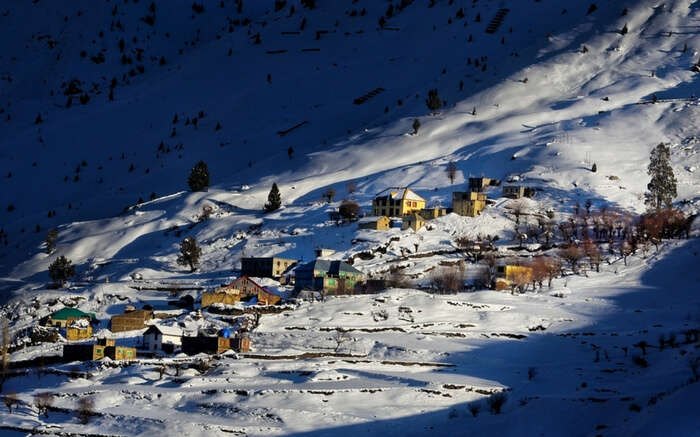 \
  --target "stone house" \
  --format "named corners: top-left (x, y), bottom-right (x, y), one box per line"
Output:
top-left (295, 259), bottom-right (365, 295)
top-left (241, 257), bottom-right (298, 278)
top-left (110, 309), bottom-right (153, 333)
top-left (143, 325), bottom-right (183, 353)
top-left (419, 208), bottom-right (447, 220)
top-left (181, 333), bottom-right (250, 355)
top-left (63, 338), bottom-right (135, 361)
top-left (357, 216), bottom-right (391, 230)
top-left (402, 213), bottom-right (426, 231)
top-left (201, 288), bottom-right (242, 308)
top-left (468, 177), bottom-right (493, 192)
top-left (372, 188), bottom-right (425, 217)
top-left (502, 185), bottom-right (526, 199)
top-left (452, 191), bottom-right (487, 217)
top-left (46, 308), bottom-right (96, 328)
